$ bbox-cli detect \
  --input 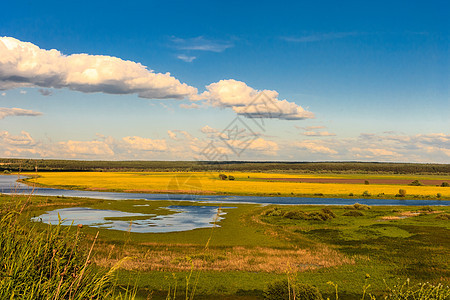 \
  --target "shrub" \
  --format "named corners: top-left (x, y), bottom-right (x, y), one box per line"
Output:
top-left (436, 213), bottom-right (450, 220)
top-left (219, 174), bottom-right (227, 180)
top-left (283, 210), bottom-right (309, 220)
top-left (343, 210), bottom-right (365, 217)
top-left (263, 279), bottom-right (323, 300)
top-left (409, 180), bottom-right (423, 186)
top-left (348, 193), bottom-right (354, 196)
top-left (321, 208), bottom-right (337, 218)
top-left (437, 193), bottom-right (442, 198)
top-left (362, 191), bottom-right (371, 197)
top-left (262, 207), bottom-right (284, 217)
top-left (441, 182), bottom-right (449, 187)
top-left (398, 189), bottom-right (407, 197)
top-left (353, 203), bottom-right (371, 210)
top-left (228, 175), bottom-right (235, 181)
top-left (364, 180), bottom-right (369, 185)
